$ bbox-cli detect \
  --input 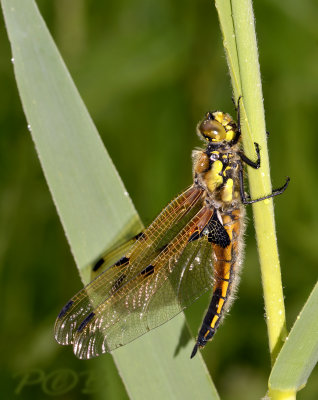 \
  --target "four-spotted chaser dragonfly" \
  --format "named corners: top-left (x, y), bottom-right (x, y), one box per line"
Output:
top-left (55, 101), bottom-right (289, 359)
